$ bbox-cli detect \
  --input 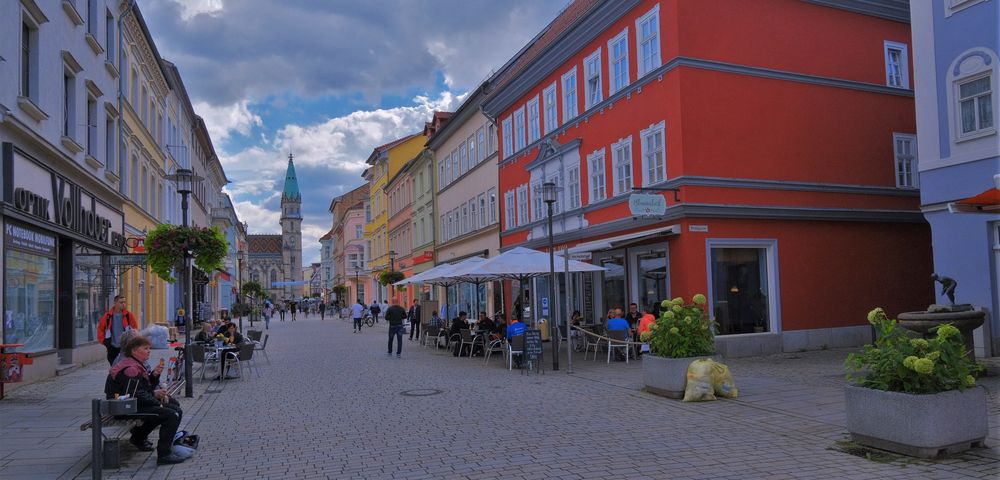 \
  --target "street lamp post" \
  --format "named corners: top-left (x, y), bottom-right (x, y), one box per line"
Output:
top-left (388, 250), bottom-right (397, 303)
top-left (236, 250), bottom-right (244, 332)
top-left (541, 181), bottom-right (562, 372)
top-left (354, 268), bottom-right (361, 303)
top-left (166, 167), bottom-right (202, 398)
